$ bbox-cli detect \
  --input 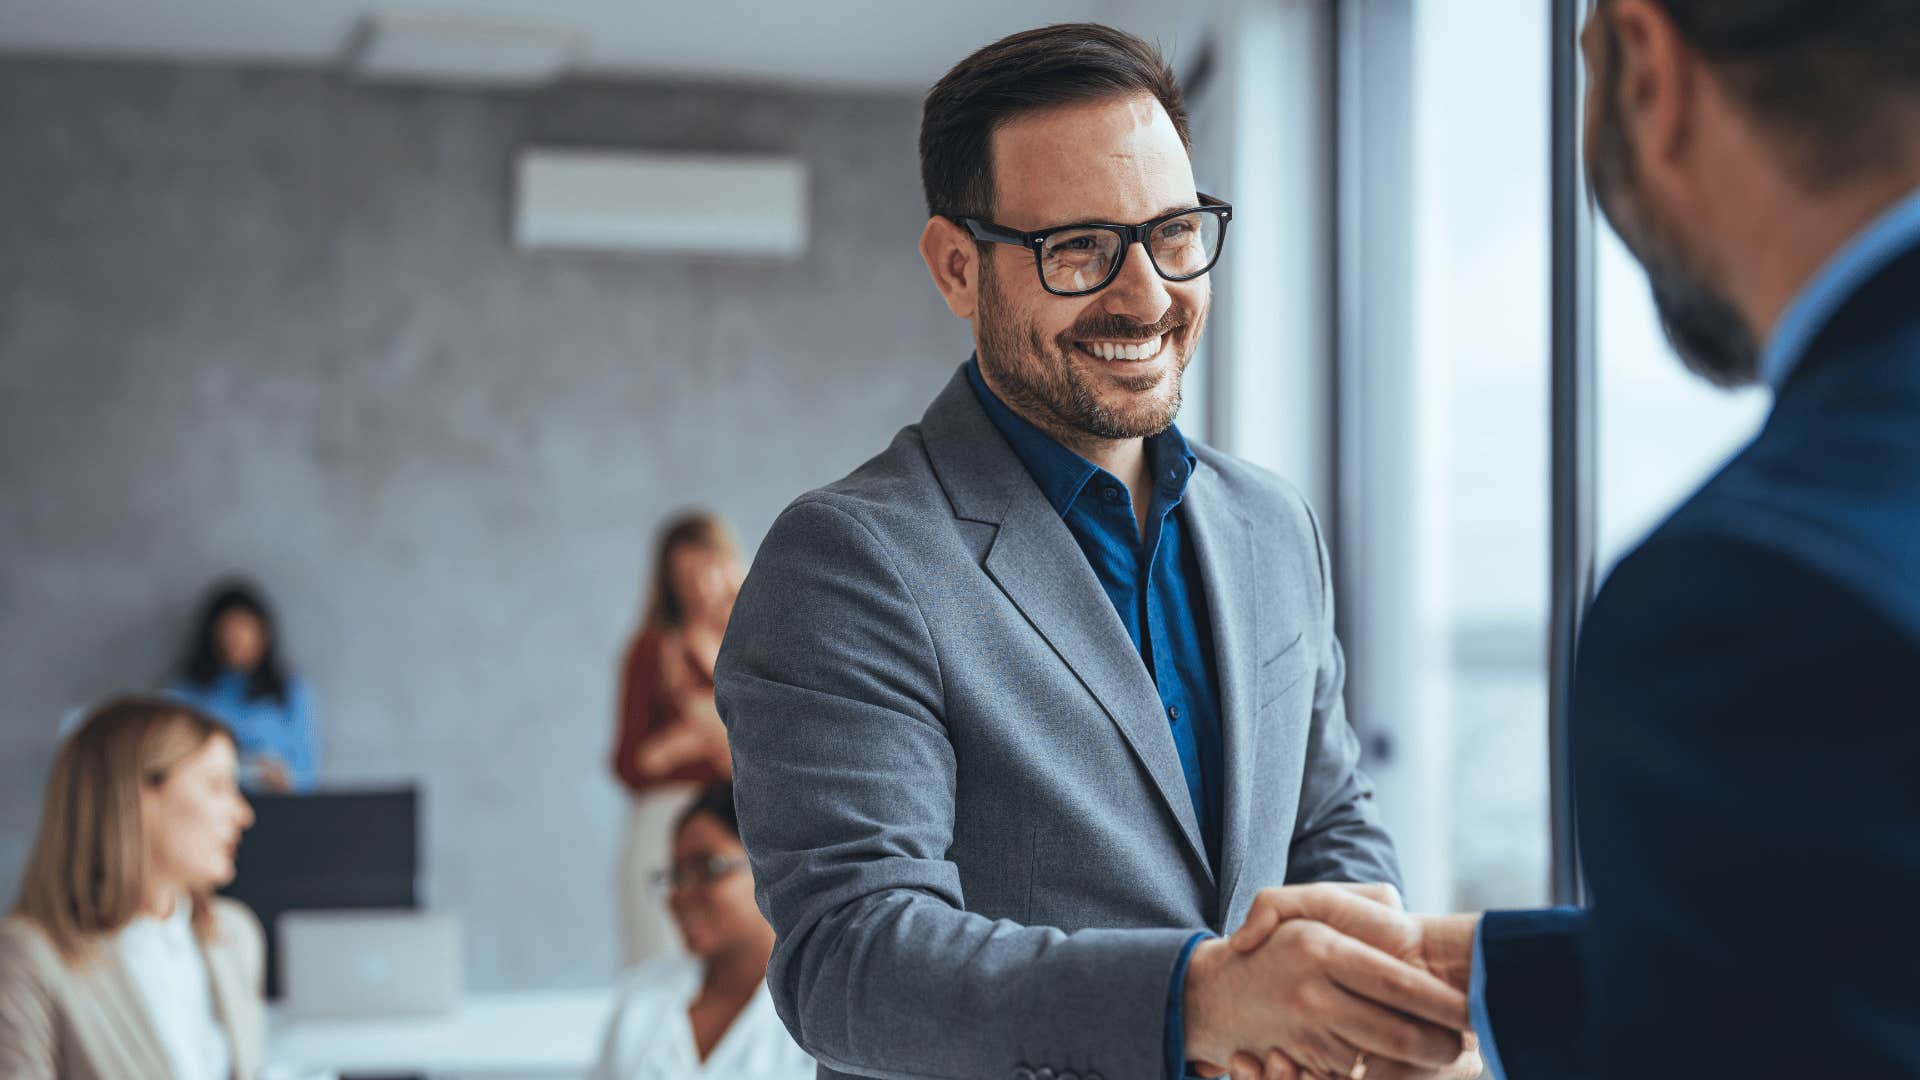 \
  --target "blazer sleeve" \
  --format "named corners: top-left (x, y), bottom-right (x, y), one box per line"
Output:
top-left (0, 923), bottom-right (61, 1080)
top-left (1282, 499), bottom-right (1401, 890)
top-left (1484, 527), bottom-right (1920, 1077)
top-left (716, 498), bottom-right (1198, 1080)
